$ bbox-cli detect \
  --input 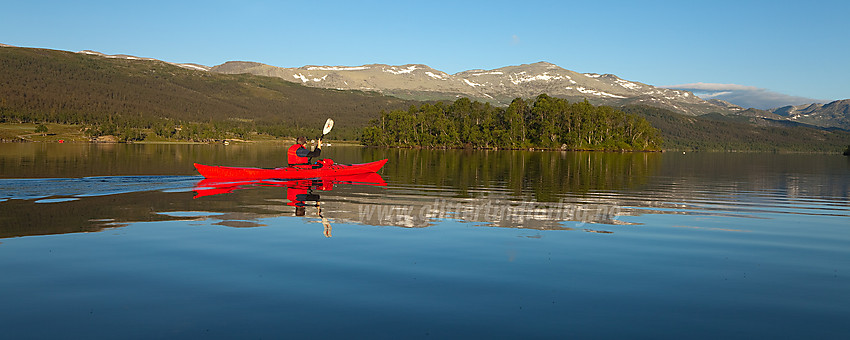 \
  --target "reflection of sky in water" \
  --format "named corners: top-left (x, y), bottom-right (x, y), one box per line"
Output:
top-left (156, 211), bottom-right (227, 218)
top-left (1, 150), bottom-right (849, 338)
top-left (0, 176), bottom-right (201, 200)
top-left (34, 198), bottom-right (80, 203)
